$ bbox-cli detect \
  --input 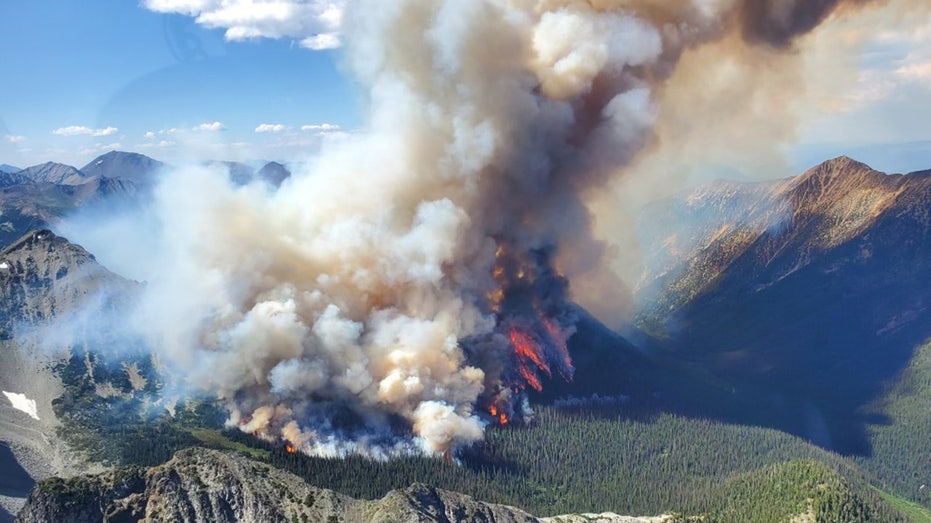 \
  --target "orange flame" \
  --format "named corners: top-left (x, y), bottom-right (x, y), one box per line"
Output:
top-left (285, 444), bottom-right (296, 454)
top-left (509, 327), bottom-right (552, 391)
top-left (488, 403), bottom-right (509, 425)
